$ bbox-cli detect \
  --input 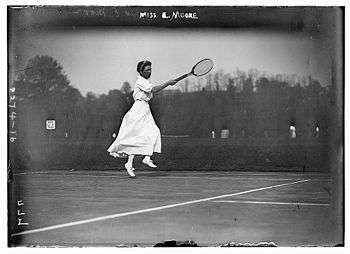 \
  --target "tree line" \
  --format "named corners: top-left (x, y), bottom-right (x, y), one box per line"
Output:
top-left (13, 55), bottom-right (333, 145)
